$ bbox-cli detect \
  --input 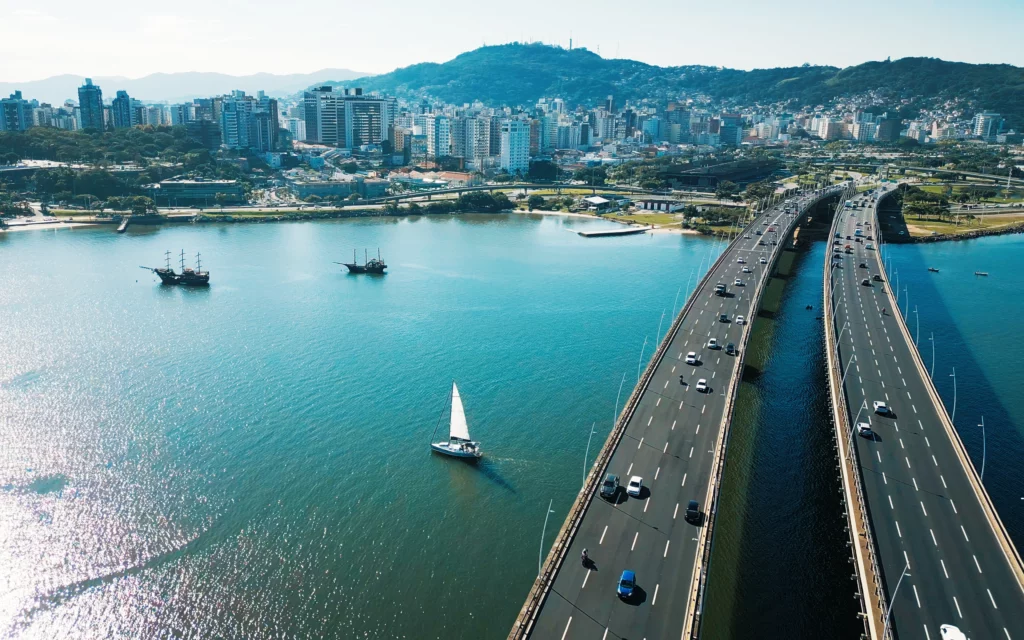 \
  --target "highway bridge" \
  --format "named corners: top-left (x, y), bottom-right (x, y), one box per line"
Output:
top-left (824, 188), bottom-right (1024, 639)
top-left (509, 186), bottom-right (846, 640)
